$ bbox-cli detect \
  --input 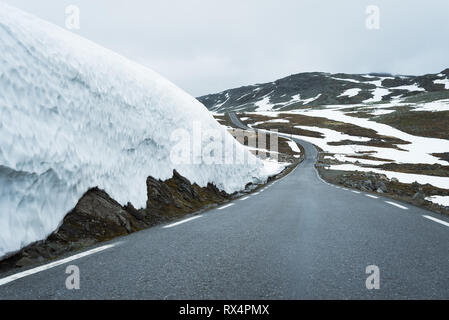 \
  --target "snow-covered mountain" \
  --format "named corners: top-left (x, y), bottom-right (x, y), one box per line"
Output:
top-left (0, 3), bottom-right (278, 258)
top-left (198, 70), bottom-right (449, 112)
